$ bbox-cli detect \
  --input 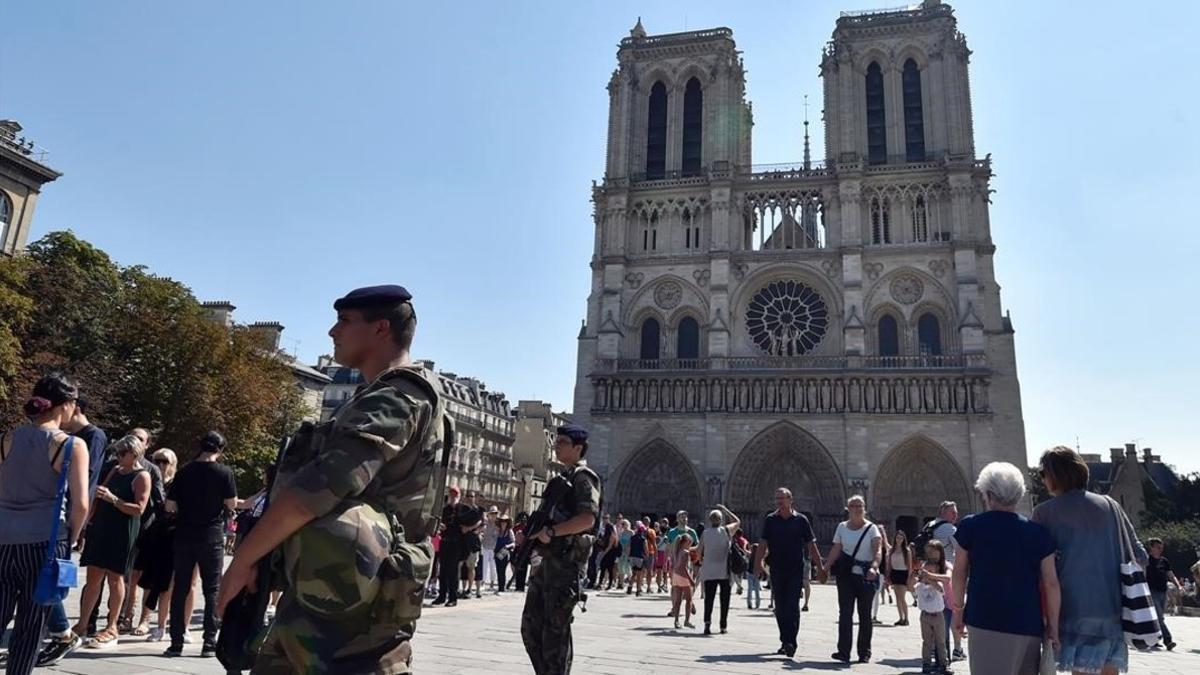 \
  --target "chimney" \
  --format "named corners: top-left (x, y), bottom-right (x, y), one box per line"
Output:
top-left (201, 300), bottom-right (236, 328)
top-left (1142, 447), bottom-right (1157, 464)
top-left (316, 354), bottom-right (335, 370)
top-left (1125, 443), bottom-right (1138, 462)
top-left (1109, 447), bottom-right (1123, 463)
top-left (248, 321), bottom-right (284, 351)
